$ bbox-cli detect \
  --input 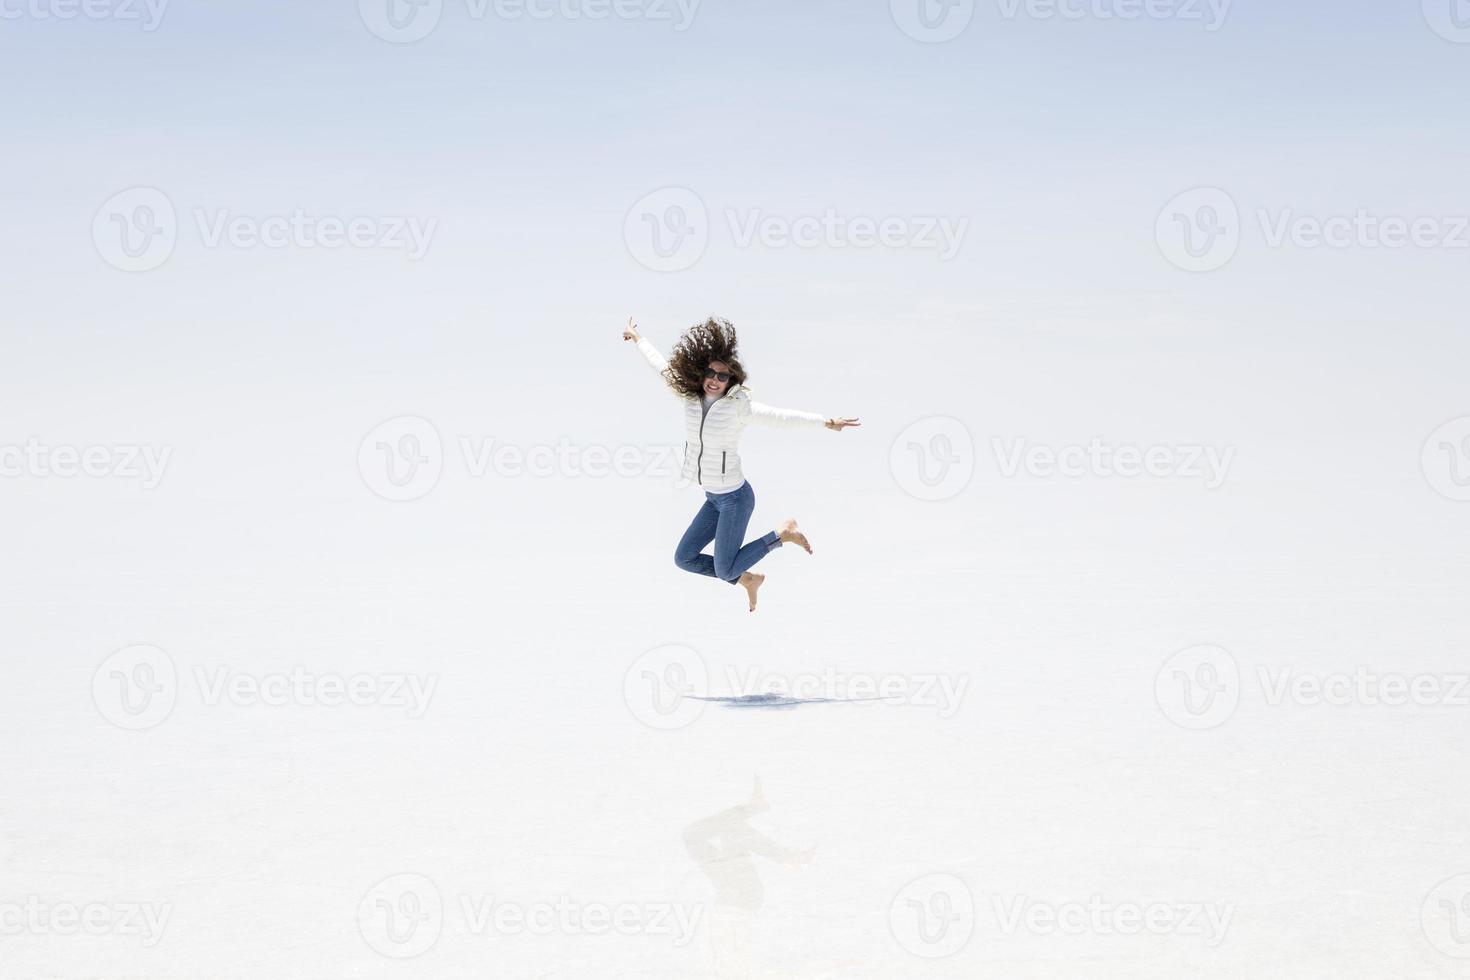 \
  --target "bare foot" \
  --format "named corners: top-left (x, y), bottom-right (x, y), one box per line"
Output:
top-left (738, 571), bottom-right (765, 612)
top-left (778, 519), bottom-right (812, 554)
